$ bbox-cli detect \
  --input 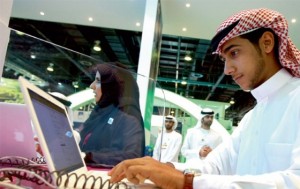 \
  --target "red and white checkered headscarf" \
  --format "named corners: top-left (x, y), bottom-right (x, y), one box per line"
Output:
top-left (212, 8), bottom-right (300, 77)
